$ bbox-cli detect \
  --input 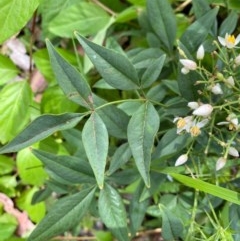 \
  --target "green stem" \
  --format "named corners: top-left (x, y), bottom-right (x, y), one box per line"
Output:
top-left (185, 190), bottom-right (199, 241)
